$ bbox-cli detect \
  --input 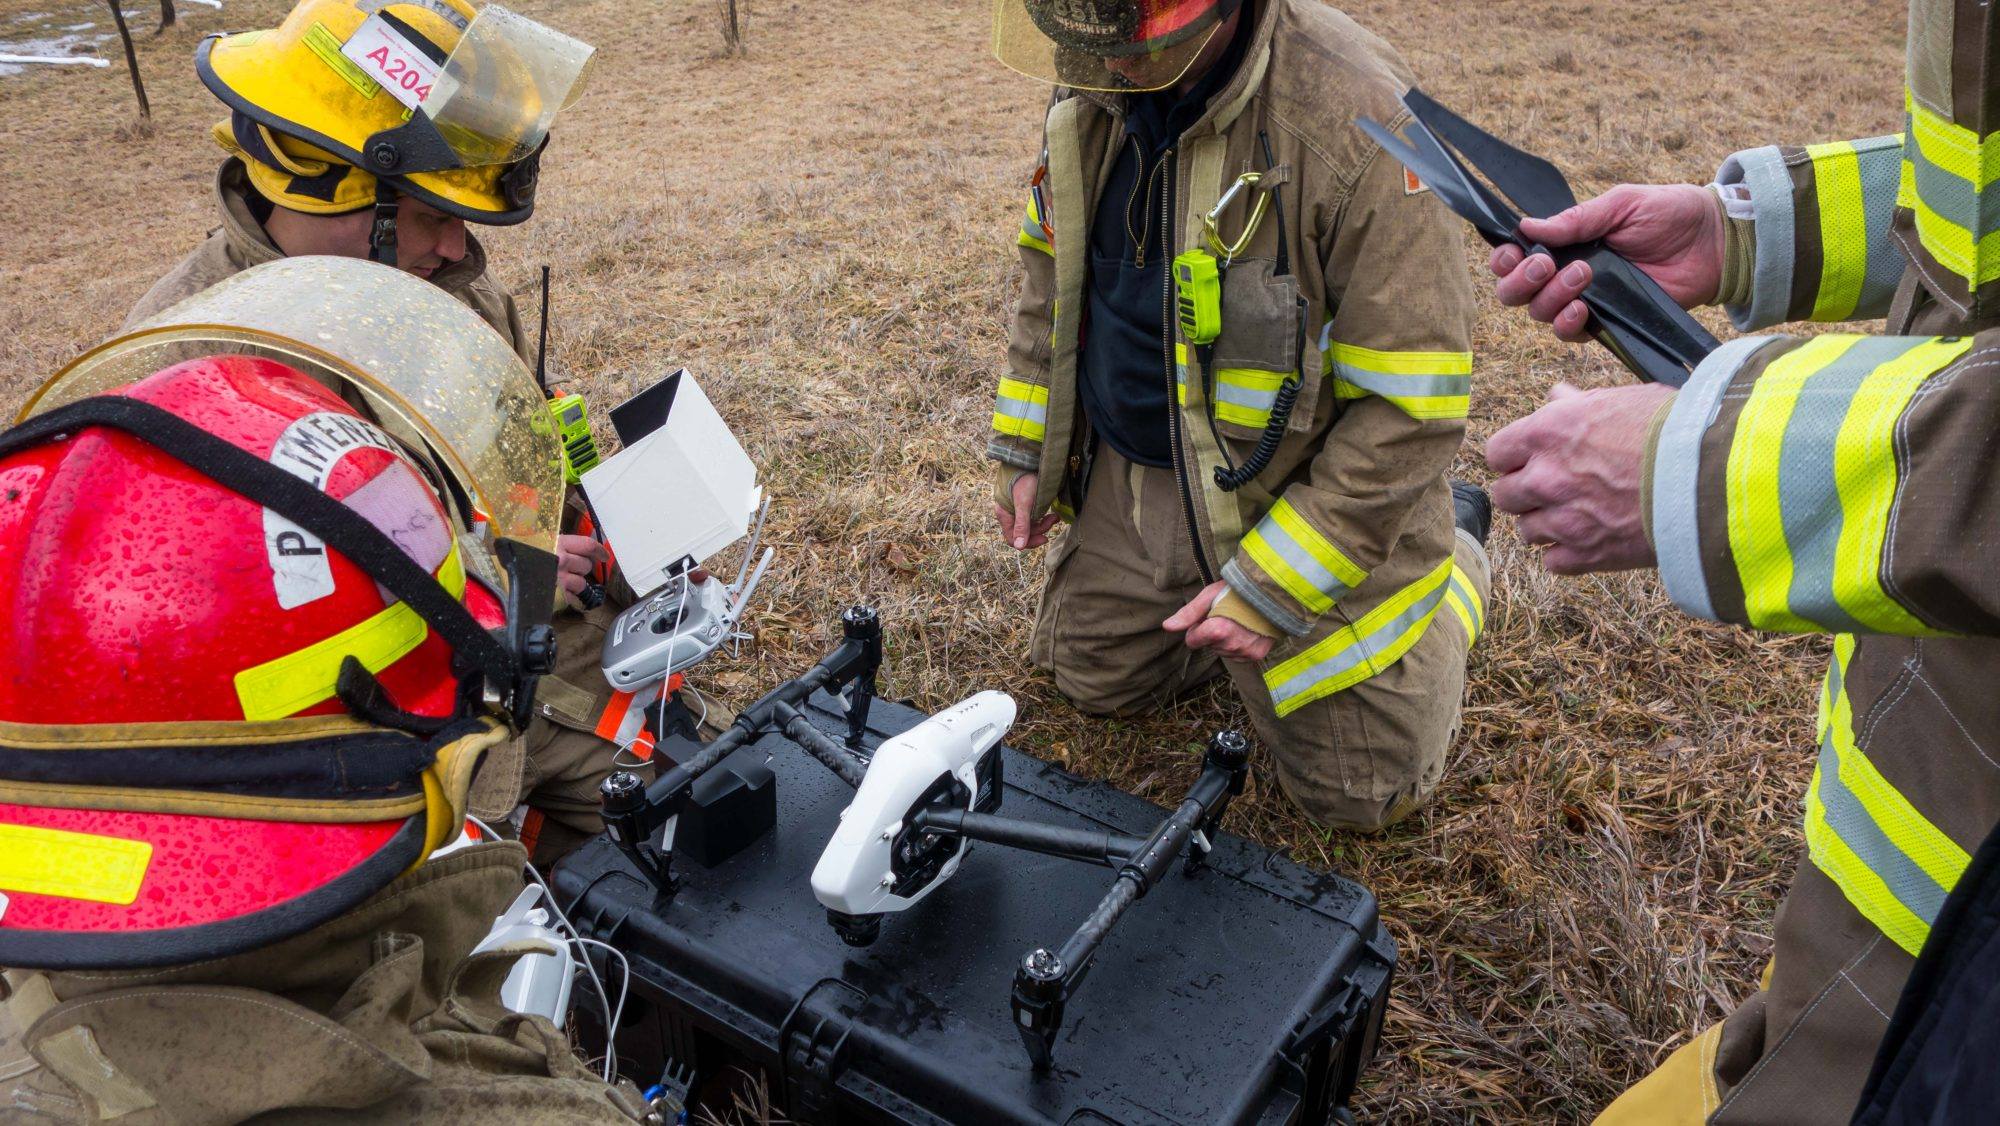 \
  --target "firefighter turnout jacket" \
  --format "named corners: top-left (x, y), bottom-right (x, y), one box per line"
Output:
top-left (1606, 4), bottom-right (2000, 1120)
top-left (988, 0), bottom-right (1478, 715)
